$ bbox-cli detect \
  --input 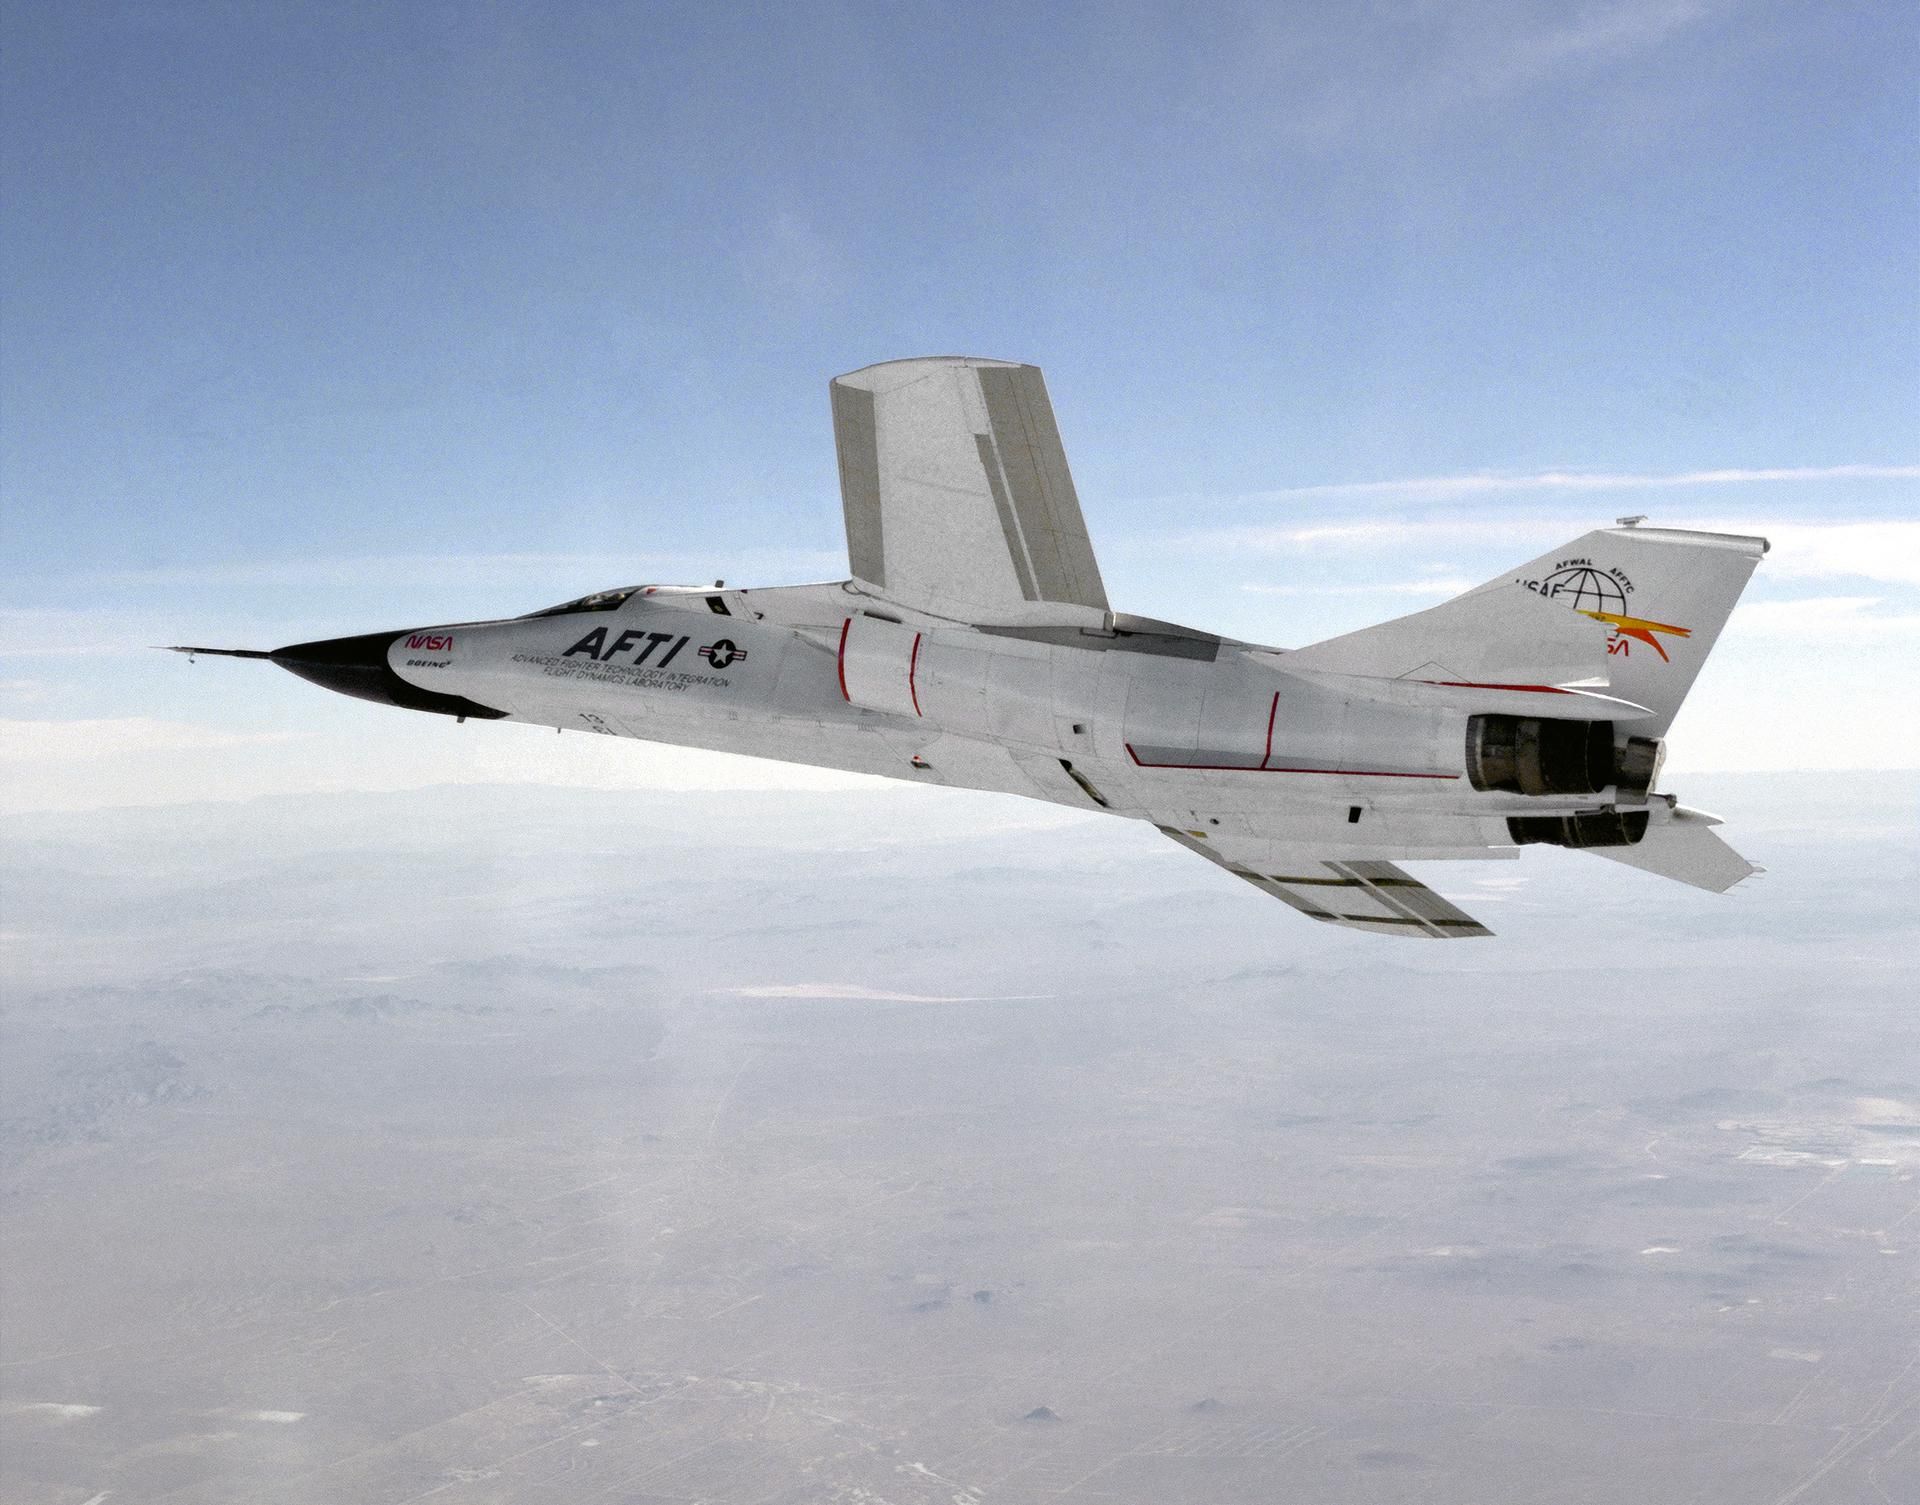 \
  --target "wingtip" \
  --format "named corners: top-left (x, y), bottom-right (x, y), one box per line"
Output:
top-left (831, 354), bottom-right (1032, 390)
